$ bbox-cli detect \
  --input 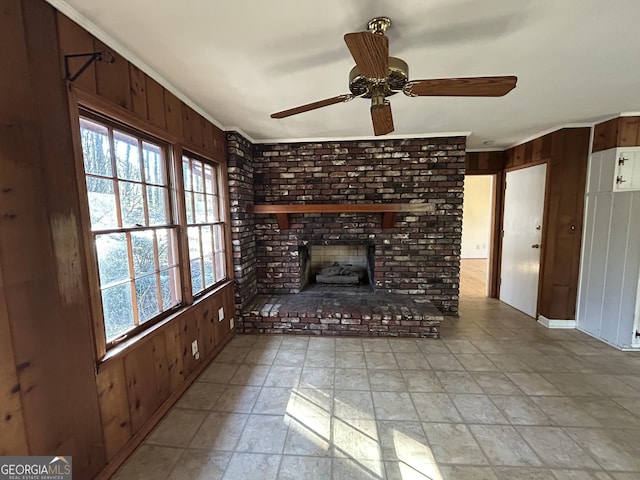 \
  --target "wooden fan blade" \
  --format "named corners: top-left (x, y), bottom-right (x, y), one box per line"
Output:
top-left (344, 32), bottom-right (389, 79)
top-left (403, 76), bottom-right (517, 97)
top-left (271, 94), bottom-right (354, 119)
top-left (371, 102), bottom-right (394, 136)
